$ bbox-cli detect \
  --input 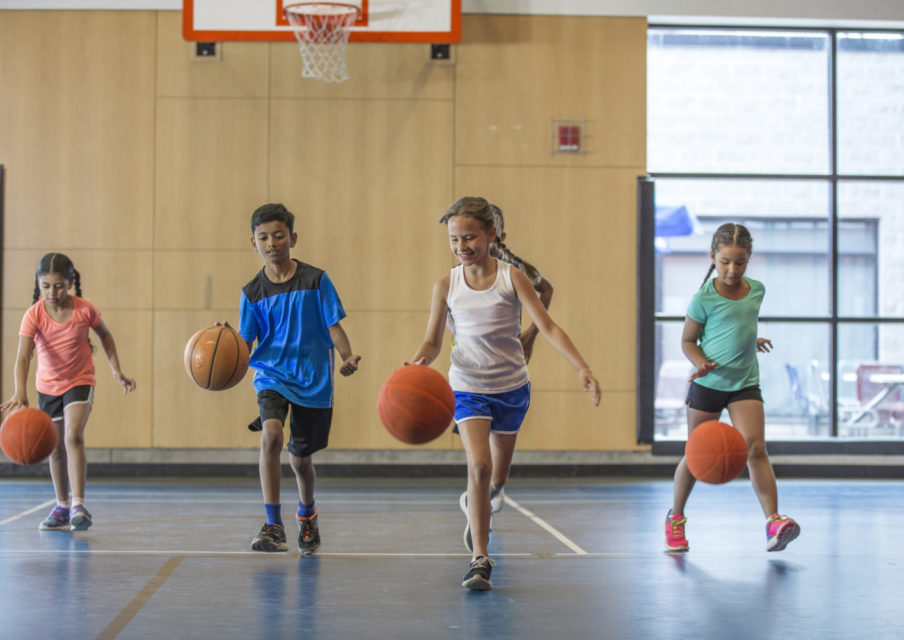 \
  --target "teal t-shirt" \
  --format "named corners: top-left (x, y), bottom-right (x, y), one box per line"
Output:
top-left (686, 277), bottom-right (765, 392)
